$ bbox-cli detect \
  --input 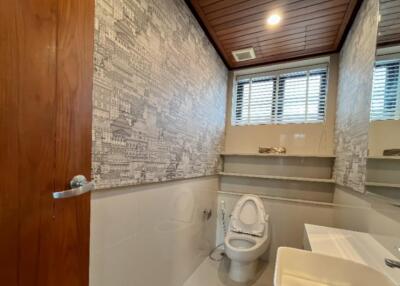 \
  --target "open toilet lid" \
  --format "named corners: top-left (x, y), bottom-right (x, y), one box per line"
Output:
top-left (230, 195), bottom-right (266, 237)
